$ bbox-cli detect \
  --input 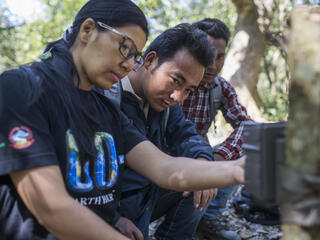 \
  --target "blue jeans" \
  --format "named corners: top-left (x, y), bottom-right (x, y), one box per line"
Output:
top-left (120, 186), bottom-right (203, 240)
top-left (203, 185), bottom-right (238, 219)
